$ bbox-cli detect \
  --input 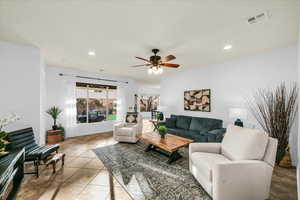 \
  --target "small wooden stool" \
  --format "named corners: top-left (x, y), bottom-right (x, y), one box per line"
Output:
top-left (46, 153), bottom-right (65, 173)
